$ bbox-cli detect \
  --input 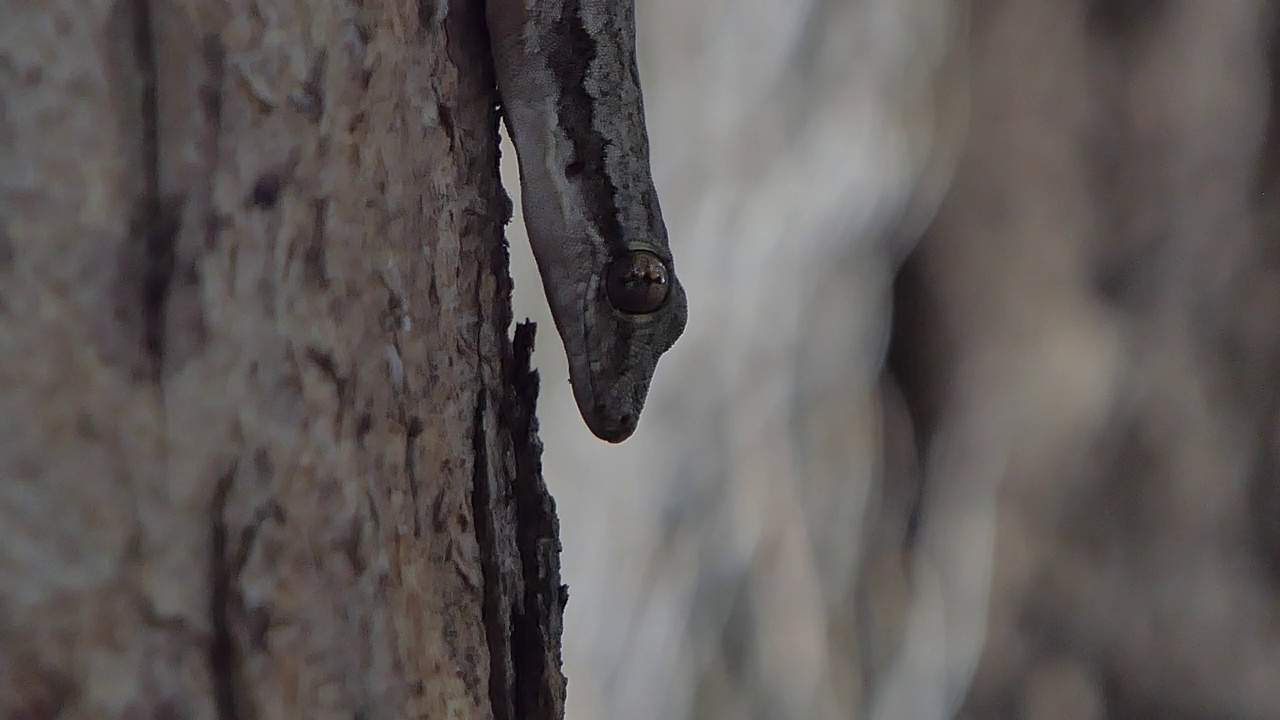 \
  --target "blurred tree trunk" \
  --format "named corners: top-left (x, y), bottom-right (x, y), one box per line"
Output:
top-left (882, 1), bottom-right (1280, 717)
top-left (0, 1), bottom-right (565, 719)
